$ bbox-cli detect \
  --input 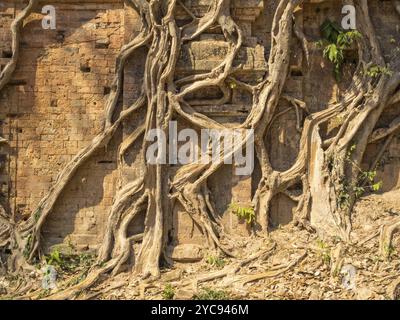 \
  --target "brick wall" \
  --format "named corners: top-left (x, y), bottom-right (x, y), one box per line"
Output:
top-left (1, 0), bottom-right (400, 252)
top-left (0, 0), bottom-right (126, 251)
